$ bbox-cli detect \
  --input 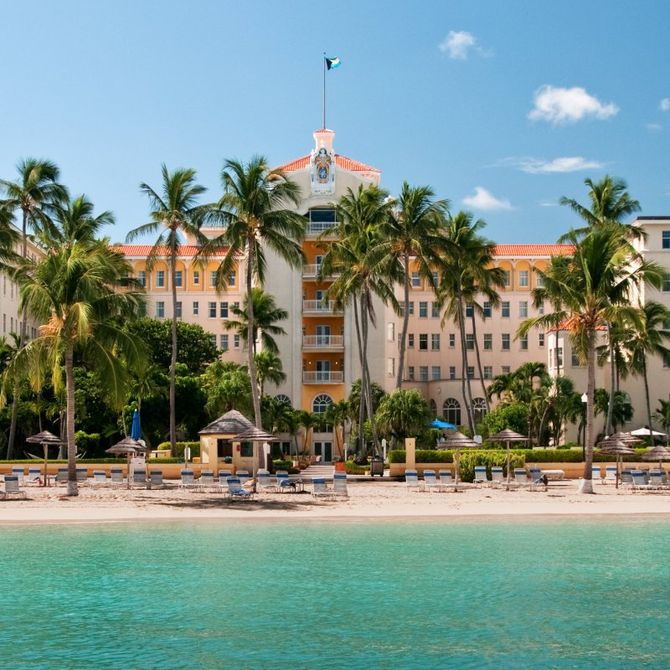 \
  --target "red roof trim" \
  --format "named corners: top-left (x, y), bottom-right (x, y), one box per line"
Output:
top-left (276, 153), bottom-right (380, 174)
top-left (493, 244), bottom-right (574, 257)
